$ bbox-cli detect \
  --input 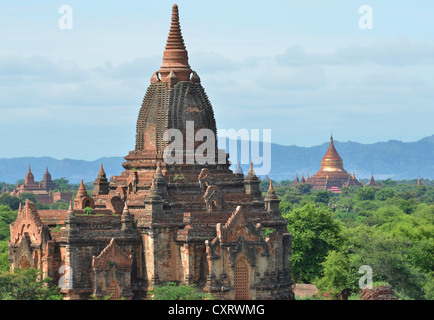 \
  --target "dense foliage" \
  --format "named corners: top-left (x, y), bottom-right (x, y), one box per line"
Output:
top-left (148, 282), bottom-right (214, 300)
top-left (270, 180), bottom-right (434, 300)
top-left (0, 268), bottom-right (62, 300)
